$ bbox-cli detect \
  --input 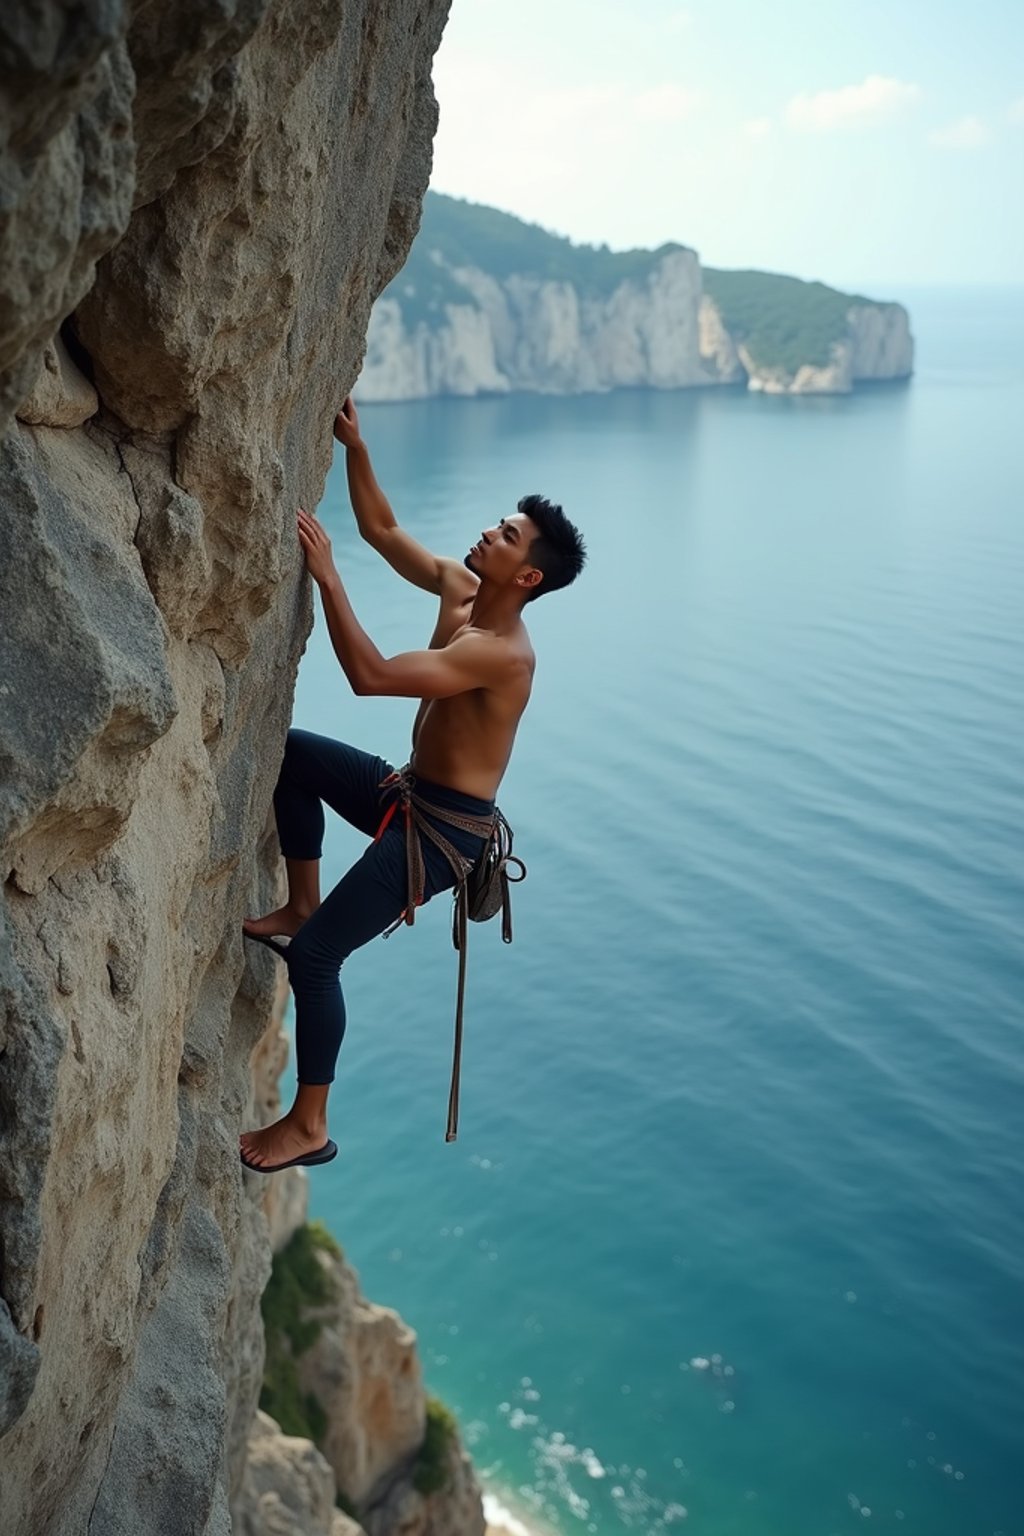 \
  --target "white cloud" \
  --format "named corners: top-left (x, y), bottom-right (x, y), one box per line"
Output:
top-left (785, 74), bottom-right (922, 132)
top-left (430, 58), bottom-right (710, 226)
top-left (743, 117), bottom-right (773, 140)
top-left (1007, 97), bottom-right (1024, 124)
top-left (927, 115), bottom-right (992, 148)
